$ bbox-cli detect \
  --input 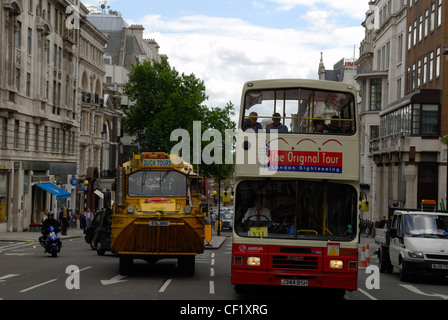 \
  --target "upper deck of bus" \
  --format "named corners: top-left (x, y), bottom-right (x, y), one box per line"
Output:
top-left (235, 79), bottom-right (360, 182)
